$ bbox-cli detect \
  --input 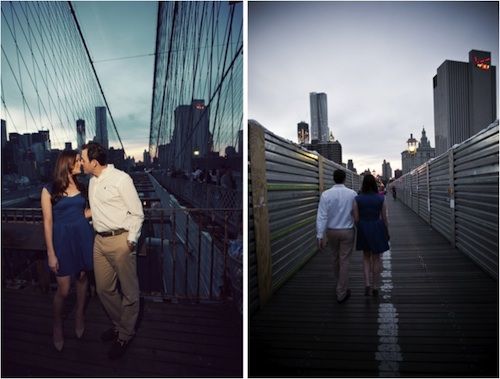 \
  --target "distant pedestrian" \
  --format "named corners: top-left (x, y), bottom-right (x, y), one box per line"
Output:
top-left (316, 169), bottom-right (357, 303)
top-left (221, 166), bottom-right (236, 189)
top-left (353, 174), bottom-right (390, 297)
top-left (392, 186), bottom-right (397, 200)
top-left (41, 150), bottom-right (93, 352)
